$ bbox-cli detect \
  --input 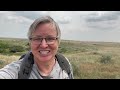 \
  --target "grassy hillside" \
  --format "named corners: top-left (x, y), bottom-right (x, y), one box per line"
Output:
top-left (1, 38), bottom-right (120, 79)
